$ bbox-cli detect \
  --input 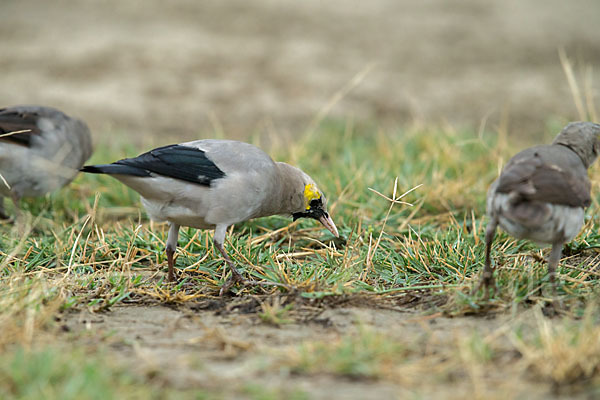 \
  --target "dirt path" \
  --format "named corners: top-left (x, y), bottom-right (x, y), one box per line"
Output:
top-left (2, 0), bottom-right (600, 141)
top-left (61, 299), bottom-right (583, 399)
